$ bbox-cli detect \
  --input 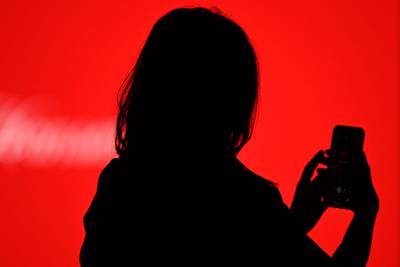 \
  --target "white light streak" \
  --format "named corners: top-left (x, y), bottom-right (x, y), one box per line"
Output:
top-left (0, 94), bottom-right (116, 167)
